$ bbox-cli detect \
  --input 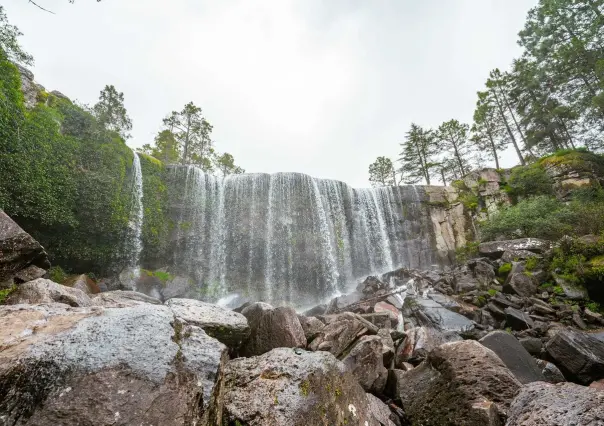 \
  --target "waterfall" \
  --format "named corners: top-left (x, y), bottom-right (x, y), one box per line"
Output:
top-left (165, 167), bottom-right (436, 306)
top-left (128, 152), bottom-right (144, 271)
